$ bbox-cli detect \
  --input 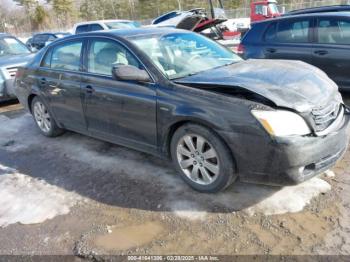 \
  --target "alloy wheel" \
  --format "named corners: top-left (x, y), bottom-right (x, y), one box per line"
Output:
top-left (176, 134), bottom-right (220, 185)
top-left (33, 101), bottom-right (51, 133)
